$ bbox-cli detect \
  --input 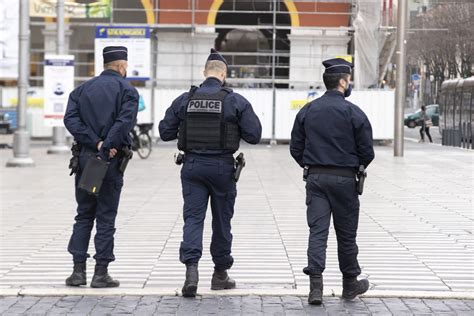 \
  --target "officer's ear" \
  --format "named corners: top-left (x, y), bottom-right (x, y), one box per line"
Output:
top-left (338, 77), bottom-right (347, 89)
